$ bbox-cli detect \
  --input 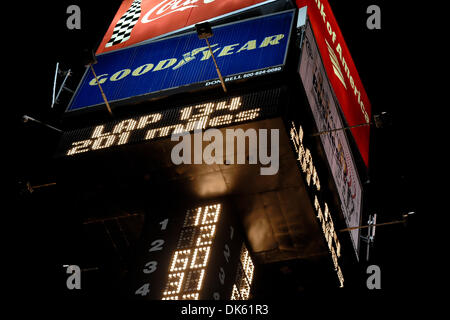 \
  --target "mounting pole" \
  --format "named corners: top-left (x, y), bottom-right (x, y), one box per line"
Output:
top-left (22, 115), bottom-right (62, 133)
top-left (310, 112), bottom-right (392, 137)
top-left (51, 62), bottom-right (72, 108)
top-left (82, 49), bottom-right (113, 116)
top-left (204, 37), bottom-right (227, 93)
top-left (195, 22), bottom-right (227, 93)
top-left (51, 62), bottom-right (59, 107)
top-left (89, 64), bottom-right (113, 116)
